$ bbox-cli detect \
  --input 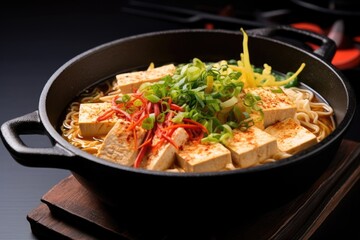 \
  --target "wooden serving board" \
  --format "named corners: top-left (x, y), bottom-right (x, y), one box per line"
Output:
top-left (27, 139), bottom-right (360, 240)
